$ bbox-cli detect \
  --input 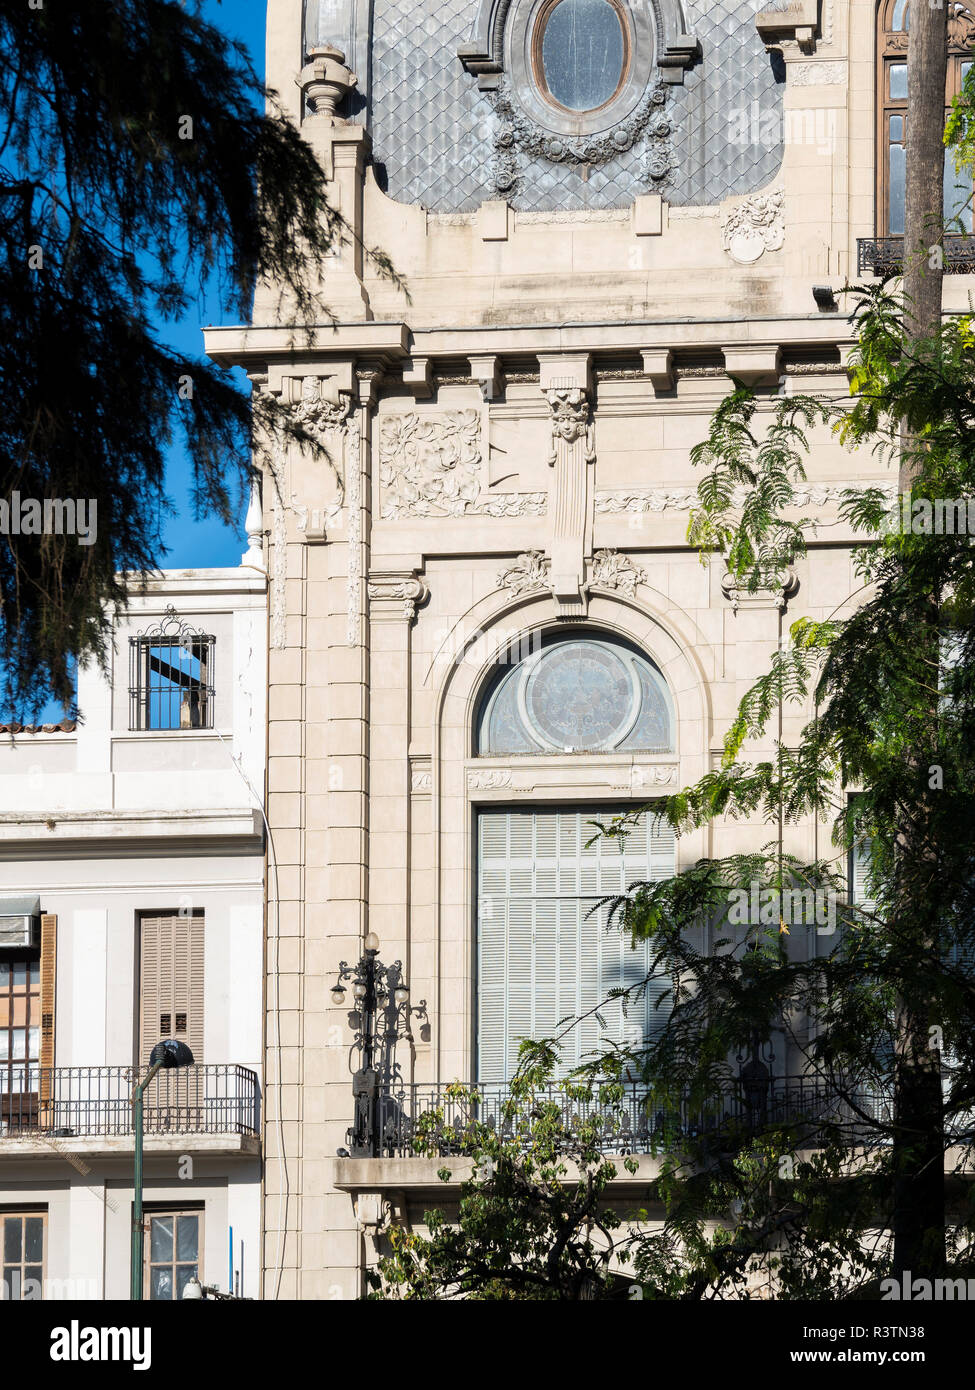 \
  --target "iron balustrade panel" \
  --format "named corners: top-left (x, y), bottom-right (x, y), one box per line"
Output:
top-left (374, 1078), bottom-right (893, 1158)
top-left (0, 1065), bottom-right (259, 1138)
top-left (858, 236), bottom-right (975, 277)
